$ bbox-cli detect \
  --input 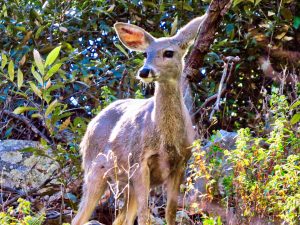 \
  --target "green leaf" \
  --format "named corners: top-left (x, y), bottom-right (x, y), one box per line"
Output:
top-left (170, 16), bottom-right (178, 36)
top-left (45, 99), bottom-right (60, 117)
top-left (293, 16), bottom-right (300, 29)
top-left (1, 53), bottom-right (7, 69)
top-left (291, 100), bottom-right (300, 110)
top-left (45, 46), bottom-right (61, 67)
top-left (31, 65), bottom-right (43, 85)
top-left (254, 0), bottom-right (263, 6)
top-left (8, 60), bottom-right (14, 82)
top-left (45, 63), bottom-right (62, 80)
top-left (33, 49), bottom-right (45, 75)
top-left (13, 106), bottom-right (37, 114)
top-left (29, 81), bottom-right (42, 98)
top-left (291, 113), bottom-right (300, 125)
top-left (31, 113), bottom-right (43, 119)
top-left (114, 43), bottom-right (129, 58)
top-left (17, 68), bottom-right (23, 89)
